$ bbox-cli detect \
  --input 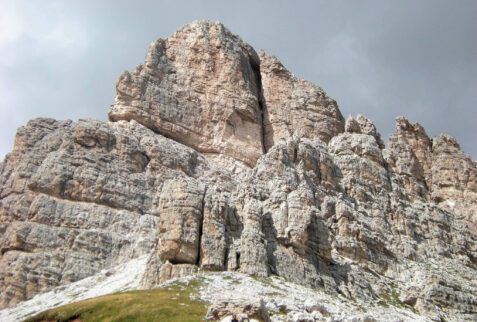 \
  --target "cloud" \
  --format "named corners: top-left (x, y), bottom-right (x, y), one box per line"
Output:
top-left (0, 2), bottom-right (89, 53)
top-left (312, 32), bottom-right (380, 114)
top-left (0, 1), bottom-right (92, 158)
top-left (0, 0), bottom-right (476, 161)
